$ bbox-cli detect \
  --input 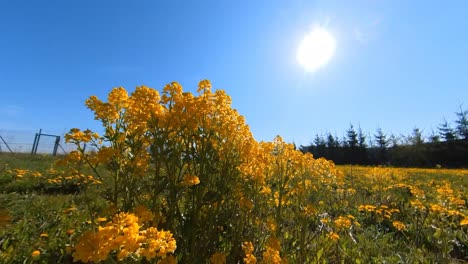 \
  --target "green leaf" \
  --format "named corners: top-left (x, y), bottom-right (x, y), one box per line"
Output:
top-left (316, 247), bottom-right (324, 261)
